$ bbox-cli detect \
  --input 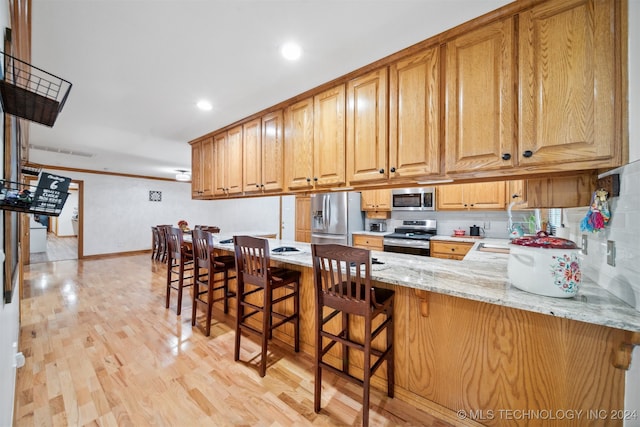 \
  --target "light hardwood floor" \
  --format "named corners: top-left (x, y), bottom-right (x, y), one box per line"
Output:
top-left (15, 254), bottom-right (455, 426)
top-left (30, 232), bottom-right (78, 264)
